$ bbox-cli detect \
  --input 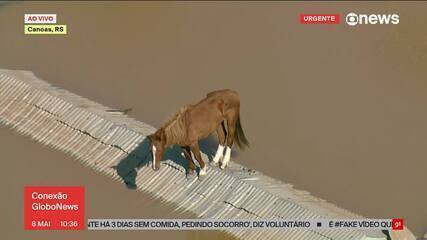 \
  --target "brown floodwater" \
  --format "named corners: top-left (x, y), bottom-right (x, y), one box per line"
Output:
top-left (0, 1), bottom-right (426, 238)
